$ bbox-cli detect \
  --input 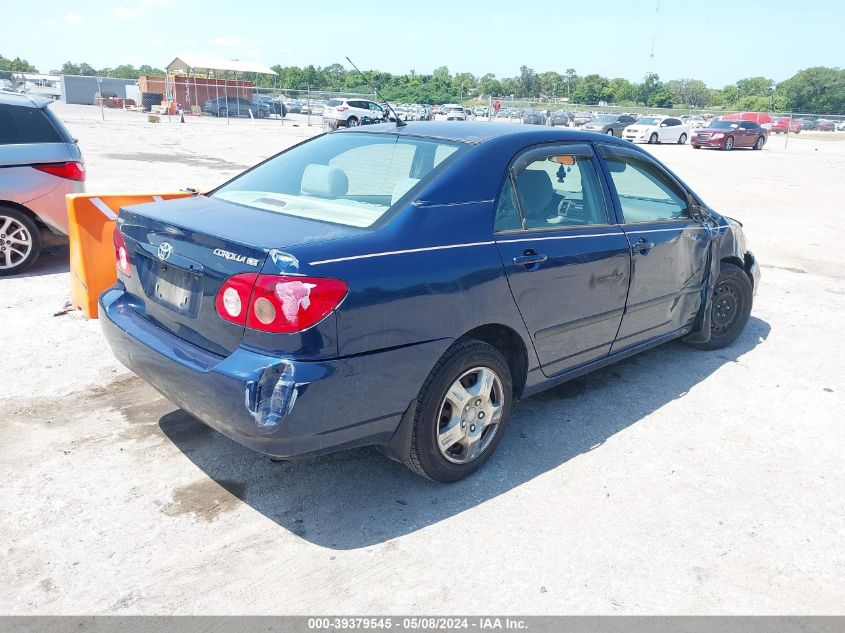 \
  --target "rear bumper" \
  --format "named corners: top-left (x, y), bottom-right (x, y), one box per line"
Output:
top-left (99, 287), bottom-right (448, 458)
